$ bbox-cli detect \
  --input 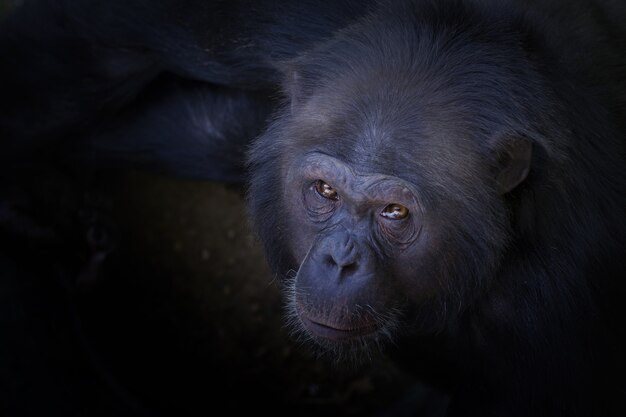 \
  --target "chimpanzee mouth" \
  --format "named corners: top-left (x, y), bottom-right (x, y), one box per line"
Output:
top-left (299, 315), bottom-right (380, 341)
top-left (284, 277), bottom-right (404, 362)
top-left (286, 294), bottom-right (404, 363)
